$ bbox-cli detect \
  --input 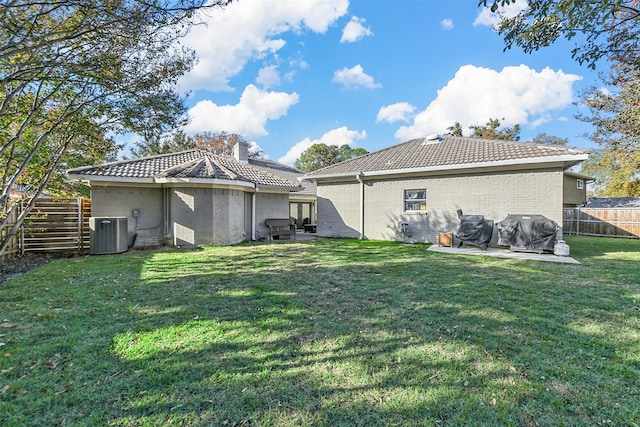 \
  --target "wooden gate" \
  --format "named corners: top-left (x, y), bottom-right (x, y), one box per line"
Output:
top-left (22, 198), bottom-right (91, 252)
